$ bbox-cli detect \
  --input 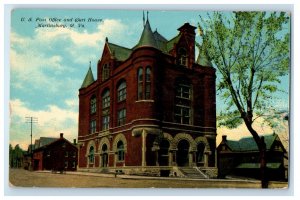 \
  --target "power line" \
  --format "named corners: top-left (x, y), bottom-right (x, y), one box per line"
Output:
top-left (25, 117), bottom-right (38, 170)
